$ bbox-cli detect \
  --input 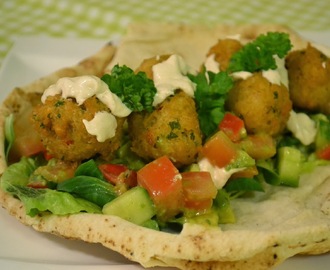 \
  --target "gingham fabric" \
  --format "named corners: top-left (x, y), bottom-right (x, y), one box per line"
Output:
top-left (1, 0), bottom-right (330, 67)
